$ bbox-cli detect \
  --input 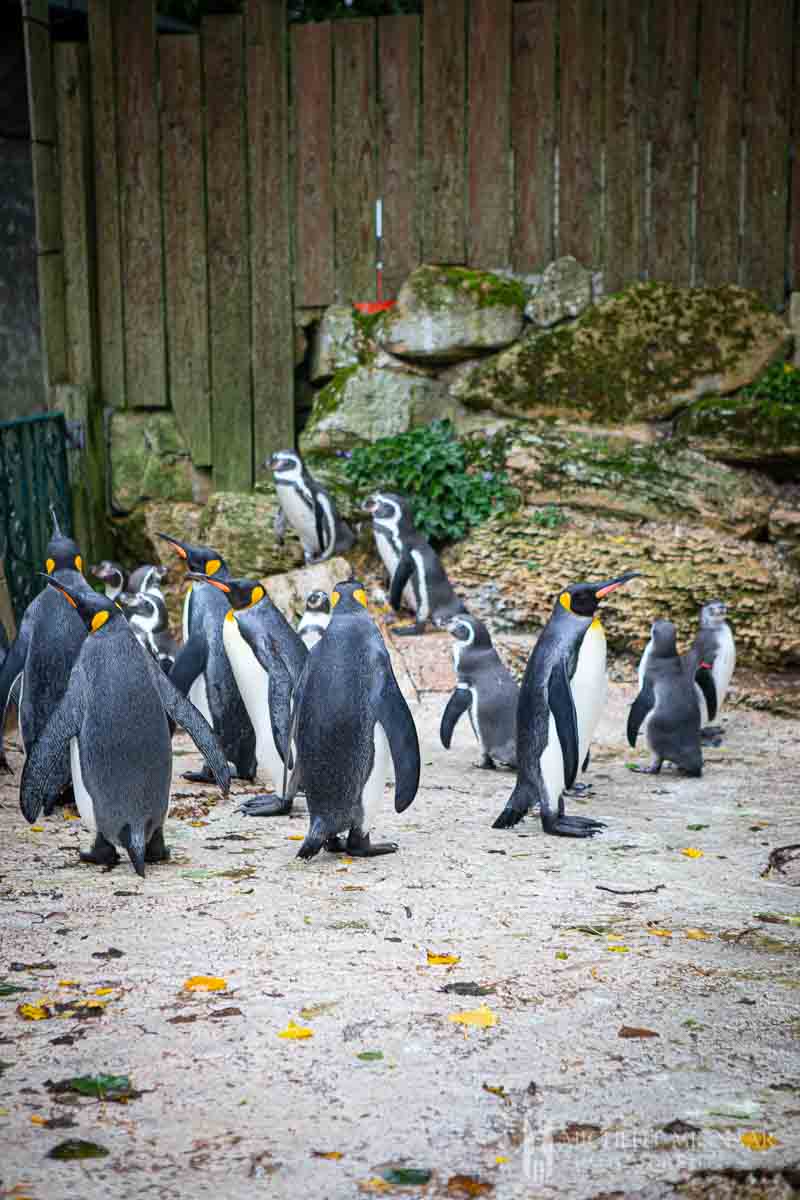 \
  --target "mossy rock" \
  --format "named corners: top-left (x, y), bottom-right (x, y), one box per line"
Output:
top-left (442, 507), bottom-right (800, 670)
top-left (197, 492), bottom-right (303, 578)
top-left (110, 412), bottom-right (193, 513)
top-left (310, 305), bottom-right (389, 382)
top-left (524, 256), bottom-right (594, 328)
top-left (379, 264), bottom-right (525, 363)
top-left (449, 282), bottom-right (792, 424)
top-left (675, 392), bottom-right (800, 476)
